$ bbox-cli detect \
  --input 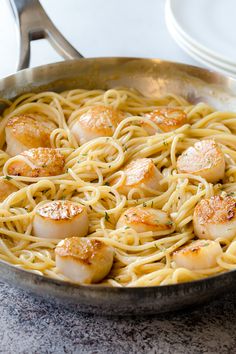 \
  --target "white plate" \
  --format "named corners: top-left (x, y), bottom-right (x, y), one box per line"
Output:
top-left (167, 0), bottom-right (236, 66)
top-left (166, 11), bottom-right (236, 78)
top-left (165, 4), bottom-right (236, 75)
top-left (166, 18), bottom-right (236, 77)
top-left (166, 0), bottom-right (236, 68)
